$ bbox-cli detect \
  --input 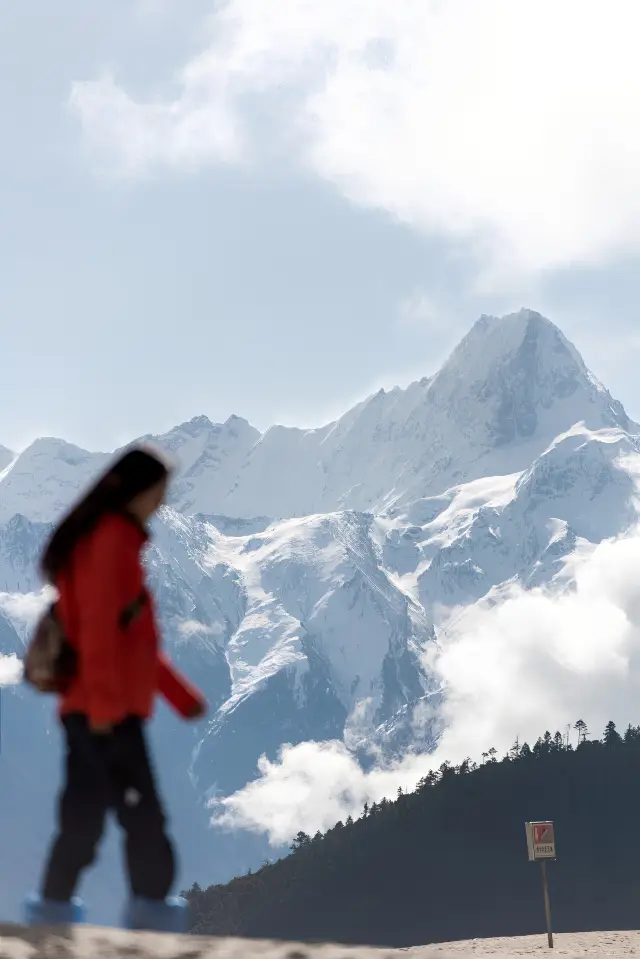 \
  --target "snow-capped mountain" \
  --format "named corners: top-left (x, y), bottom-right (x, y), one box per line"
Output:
top-left (0, 309), bottom-right (638, 923)
top-left (0, 310), bottom-right (632, 525)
